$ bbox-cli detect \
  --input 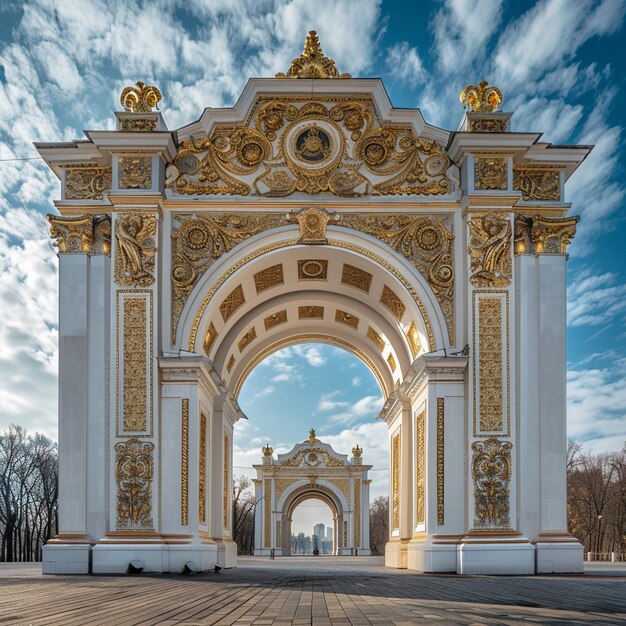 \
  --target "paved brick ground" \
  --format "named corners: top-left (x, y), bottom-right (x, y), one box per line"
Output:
top-left (1, 556), bottom-right (625, 625)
